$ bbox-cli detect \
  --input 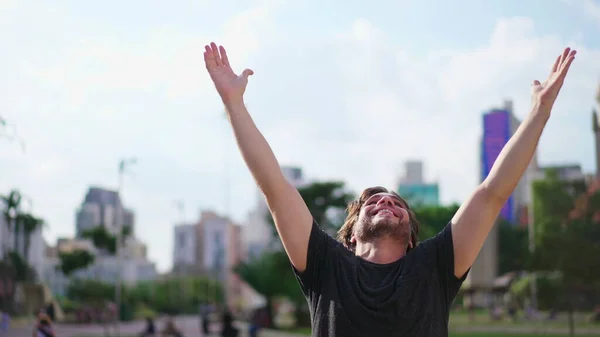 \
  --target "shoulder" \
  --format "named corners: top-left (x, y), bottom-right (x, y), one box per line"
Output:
top-left (404, 223), bottom-right (454, 268)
